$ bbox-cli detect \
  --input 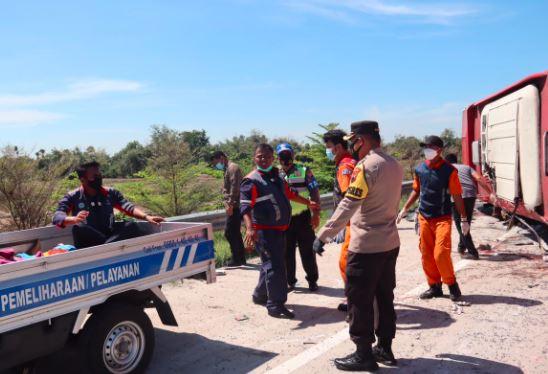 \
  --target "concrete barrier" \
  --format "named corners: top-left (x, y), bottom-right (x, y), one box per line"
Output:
top-left (168, 180), bottom-right (413, 231)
